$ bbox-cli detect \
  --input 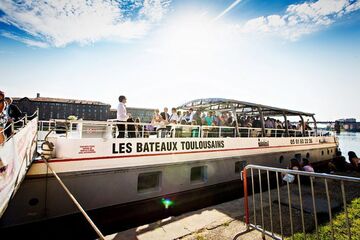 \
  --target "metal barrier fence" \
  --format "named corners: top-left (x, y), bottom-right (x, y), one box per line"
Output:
top-left (241, 164), bottom-right (360, 240)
